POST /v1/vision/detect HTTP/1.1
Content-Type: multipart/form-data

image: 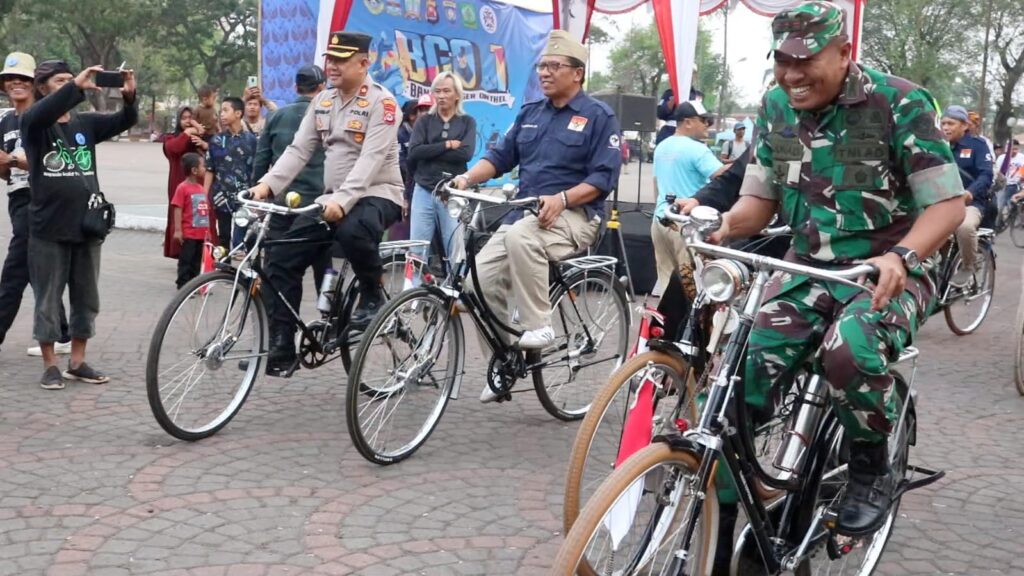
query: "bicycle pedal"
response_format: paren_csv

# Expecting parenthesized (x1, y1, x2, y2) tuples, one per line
(266, 358, 301, 379)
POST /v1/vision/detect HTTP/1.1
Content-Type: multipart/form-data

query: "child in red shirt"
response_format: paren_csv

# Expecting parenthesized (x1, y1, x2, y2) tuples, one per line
(171, 153, 211, 288)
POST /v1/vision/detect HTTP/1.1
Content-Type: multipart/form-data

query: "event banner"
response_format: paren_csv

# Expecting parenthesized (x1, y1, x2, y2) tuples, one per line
(349, 0, 550, 159)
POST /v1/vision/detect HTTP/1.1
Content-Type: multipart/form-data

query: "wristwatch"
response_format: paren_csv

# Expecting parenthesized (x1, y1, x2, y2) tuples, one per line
(887, 246, 920, 270)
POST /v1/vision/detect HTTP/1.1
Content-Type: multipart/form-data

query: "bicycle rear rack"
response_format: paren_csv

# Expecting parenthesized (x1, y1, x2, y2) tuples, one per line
(378, 239, 431, 259)
(560, 255, 618, 272)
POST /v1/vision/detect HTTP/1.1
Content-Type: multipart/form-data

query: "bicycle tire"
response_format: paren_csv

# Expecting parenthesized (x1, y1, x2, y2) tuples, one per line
(563, 350, 695, 534)
(345, 286, 464, 465)
(944, 244, 995, 335)
(146, 270, 266, 441)
(792, 377, 911, 576)
(552, 442, 718, 576)
(1010, 207, 1024, 248)
(338, 256, 414, 373)
(533, 268, 631, 421)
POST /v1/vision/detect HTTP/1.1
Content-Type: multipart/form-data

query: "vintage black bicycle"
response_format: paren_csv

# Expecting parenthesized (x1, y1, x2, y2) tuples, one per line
(553, 206, 943, 576)
(146, 191, 426, 441)
(929, 226, 996, 335)
(344, 182, 632, 465)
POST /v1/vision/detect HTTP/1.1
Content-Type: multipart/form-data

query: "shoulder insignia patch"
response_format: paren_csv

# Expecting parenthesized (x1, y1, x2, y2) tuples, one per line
(382, 98, 397, 125)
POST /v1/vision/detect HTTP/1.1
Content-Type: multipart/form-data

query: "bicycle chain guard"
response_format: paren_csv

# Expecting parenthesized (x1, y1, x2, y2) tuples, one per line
(299, 320, 330, 369)
(485, 352, 518, 401)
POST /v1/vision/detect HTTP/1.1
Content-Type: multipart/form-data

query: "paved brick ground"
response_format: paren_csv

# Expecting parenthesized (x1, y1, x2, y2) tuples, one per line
(0, 144, 1022, 574)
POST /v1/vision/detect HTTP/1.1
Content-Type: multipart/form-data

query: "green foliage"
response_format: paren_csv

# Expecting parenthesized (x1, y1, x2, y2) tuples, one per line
(0, 0, 256, 105)
(599, 20, 729, 105)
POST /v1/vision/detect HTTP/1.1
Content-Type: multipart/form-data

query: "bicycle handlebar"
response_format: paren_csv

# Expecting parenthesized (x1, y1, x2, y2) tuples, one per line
(442, 183, 540, 208)
(662, 209, 876, 293)
(236, 190, 325, 217)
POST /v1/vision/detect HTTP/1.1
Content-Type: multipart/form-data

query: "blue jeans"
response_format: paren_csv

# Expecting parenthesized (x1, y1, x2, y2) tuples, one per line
(410, 183, 462, 267)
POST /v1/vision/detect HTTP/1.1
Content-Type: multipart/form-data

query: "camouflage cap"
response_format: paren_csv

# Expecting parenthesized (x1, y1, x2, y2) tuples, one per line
(770, 1, 847, 59)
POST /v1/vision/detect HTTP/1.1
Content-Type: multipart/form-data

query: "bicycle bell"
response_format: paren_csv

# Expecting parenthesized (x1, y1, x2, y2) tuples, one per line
(689, 205, 722, 232)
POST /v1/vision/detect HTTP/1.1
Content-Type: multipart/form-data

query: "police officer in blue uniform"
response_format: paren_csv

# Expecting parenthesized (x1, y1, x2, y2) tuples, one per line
(452, 30, 622, 401)
(941, 104, 993, 276)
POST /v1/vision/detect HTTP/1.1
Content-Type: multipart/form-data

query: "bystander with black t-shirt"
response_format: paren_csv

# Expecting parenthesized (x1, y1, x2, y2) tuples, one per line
(20, 60, 138, 390)
(0, 51, 70, 357)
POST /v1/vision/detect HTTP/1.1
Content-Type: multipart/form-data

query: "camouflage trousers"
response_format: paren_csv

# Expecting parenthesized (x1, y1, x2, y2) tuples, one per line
(744, 272, 934, 444)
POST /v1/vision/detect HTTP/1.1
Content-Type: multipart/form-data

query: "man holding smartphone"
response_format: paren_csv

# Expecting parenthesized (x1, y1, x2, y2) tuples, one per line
(248, 31, 403, 329)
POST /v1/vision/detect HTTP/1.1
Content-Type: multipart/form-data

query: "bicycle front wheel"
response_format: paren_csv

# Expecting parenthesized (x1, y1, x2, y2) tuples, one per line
(533, 268, 631, 421)
(346, 287, 464, 465)
(553, 442, 717, 576)
(563, 350, 697, 534)
(944, 244, 995, 335)
(146, 270, 266, 441)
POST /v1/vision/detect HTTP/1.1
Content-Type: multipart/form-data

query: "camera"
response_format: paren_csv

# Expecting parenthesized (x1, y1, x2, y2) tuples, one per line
(95, 70, 124, 88)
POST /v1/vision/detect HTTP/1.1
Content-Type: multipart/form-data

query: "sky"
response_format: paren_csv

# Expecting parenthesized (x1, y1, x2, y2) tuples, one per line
(588, 3, 776, 106)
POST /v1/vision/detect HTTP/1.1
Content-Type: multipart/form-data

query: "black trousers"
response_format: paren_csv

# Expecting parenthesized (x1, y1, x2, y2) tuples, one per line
(176, 238, 204, 289)
(0, 190, 68, 346)
(263, 197, 401, 338)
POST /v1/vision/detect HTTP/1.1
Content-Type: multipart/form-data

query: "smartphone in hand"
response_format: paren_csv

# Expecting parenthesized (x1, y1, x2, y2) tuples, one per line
(95, 70, 124, 88)
(246, 75, 258, 89)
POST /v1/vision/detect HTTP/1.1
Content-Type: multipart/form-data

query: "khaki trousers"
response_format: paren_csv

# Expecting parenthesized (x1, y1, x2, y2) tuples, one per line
(470, 209, 600, 340)
(955, 205, 983, 270)
(650, 219, 691, 296)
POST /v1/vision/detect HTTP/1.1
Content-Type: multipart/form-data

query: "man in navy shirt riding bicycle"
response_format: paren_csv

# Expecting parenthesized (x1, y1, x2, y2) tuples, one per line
(451, 30, 622, 402)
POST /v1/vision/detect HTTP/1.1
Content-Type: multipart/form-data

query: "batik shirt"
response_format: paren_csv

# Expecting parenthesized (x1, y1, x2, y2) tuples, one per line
(206, 128, 257, 211)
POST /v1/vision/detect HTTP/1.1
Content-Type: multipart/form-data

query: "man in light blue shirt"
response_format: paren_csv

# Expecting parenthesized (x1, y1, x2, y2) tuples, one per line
(650, 100, 723, 295)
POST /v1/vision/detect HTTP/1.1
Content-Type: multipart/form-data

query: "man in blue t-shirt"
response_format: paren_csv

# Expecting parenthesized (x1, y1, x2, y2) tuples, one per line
(650, 100, 723, 295)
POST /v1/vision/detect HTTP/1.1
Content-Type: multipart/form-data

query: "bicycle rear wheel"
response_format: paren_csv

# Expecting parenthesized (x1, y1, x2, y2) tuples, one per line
(345, 287, 464, 465)
(1011, 208, 1024, 248)
(563, 351, 697, 533)
(793, 377, 911, 576)
(944, 243, 995, 335)
(146, 271, 266, 441)
(552, 442, 717, 576)
(533, 268, 631, 421)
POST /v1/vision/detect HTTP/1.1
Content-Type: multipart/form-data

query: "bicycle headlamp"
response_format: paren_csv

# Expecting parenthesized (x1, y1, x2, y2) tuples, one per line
(233, 208, 253, 228)
(447, 196, 468, 219)
(212, 246, 228, 261)
(700, 259, 748, 303)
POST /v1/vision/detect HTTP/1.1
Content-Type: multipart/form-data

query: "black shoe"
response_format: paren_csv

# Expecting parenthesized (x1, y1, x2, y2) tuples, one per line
(836, 441, 898, 536)
(266, 331, 297, 377)
(350, 289, 385, 328)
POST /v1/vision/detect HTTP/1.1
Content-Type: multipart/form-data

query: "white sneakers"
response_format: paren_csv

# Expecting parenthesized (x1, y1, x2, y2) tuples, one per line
(517, 326, 556, 350)
(28, 341, 72, 357)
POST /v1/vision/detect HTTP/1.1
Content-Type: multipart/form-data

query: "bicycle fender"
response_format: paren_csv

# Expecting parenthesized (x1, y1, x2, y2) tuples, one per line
(651, 433, 704, 459)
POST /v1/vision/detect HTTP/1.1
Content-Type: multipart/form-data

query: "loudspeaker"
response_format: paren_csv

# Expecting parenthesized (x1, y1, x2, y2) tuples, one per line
(592, 90, 658, 133)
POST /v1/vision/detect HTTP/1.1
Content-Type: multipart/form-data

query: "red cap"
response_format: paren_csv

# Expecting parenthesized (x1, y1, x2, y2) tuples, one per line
(416, 94, 433, 108)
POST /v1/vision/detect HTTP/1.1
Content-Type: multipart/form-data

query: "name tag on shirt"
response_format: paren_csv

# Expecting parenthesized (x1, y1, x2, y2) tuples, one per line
(960, 148, 972, 159)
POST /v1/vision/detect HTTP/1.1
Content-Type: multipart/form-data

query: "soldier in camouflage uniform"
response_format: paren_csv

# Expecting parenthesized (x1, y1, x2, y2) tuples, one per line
(710, 1, 966, 538)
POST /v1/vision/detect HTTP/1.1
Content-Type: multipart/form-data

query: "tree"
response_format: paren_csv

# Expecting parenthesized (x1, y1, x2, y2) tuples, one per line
(602, 21, 727, 105)
(12, 0, 158, 110)
(987, 0, 1024, 143)
(861, 0, 983, 106)
(153, 0, 257, 94)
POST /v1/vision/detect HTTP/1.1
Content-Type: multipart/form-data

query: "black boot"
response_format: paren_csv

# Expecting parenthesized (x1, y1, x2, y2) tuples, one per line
(266, 330, 297, 377)
(836, 440, 898, 536)
(350, 287, 385, 328)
